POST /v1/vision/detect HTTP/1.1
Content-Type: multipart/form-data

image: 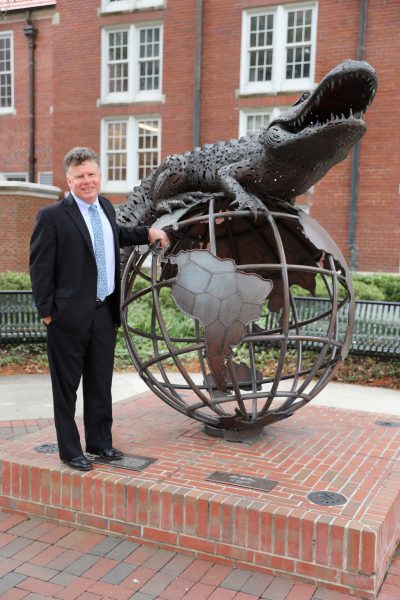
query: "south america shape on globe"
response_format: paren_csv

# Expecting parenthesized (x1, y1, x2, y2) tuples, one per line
(169, 250, 273, 392)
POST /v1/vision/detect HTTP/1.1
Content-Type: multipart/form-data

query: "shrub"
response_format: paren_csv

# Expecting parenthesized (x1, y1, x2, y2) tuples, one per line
(352, 280, 385, 301)
(0, 271, 31, 290)
(369, 274, 400, 302)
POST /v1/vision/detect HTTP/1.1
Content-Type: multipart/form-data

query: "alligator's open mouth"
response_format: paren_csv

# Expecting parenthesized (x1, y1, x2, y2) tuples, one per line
(273, 62, 378, 135)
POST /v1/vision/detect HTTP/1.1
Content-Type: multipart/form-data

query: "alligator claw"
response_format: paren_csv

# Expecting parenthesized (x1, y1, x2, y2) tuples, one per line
(229, 194, 266, 217)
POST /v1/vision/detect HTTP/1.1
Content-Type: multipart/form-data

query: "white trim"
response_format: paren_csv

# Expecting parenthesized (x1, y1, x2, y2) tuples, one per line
(0, 181, 61, 199)
(0, 31, 14, 114)
(101, 0, 164, 13)
(101, 22, 163, 105)
(240, 2, 318, 95)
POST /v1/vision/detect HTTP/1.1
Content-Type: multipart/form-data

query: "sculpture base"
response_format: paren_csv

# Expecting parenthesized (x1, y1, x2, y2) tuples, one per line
(203, 423, 265, 442)
(1, 390, 400, 599)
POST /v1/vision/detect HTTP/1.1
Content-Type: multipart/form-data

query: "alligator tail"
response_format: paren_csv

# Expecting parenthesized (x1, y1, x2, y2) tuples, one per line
(116, 176, 155, 273)
(116, 176, 155, 229)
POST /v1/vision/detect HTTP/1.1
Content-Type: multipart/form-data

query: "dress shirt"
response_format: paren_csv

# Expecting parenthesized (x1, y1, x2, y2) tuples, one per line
(72, 193, 116, 297)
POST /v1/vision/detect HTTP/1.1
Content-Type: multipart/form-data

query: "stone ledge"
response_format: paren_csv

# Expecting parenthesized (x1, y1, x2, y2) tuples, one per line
(0, 181, 61, 200)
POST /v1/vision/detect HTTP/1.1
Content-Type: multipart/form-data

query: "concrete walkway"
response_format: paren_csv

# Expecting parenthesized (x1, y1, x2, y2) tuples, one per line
(0, 370, 399, 420)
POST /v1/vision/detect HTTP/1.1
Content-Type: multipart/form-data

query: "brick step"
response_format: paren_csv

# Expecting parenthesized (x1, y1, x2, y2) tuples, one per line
(1, 391, 400, 598)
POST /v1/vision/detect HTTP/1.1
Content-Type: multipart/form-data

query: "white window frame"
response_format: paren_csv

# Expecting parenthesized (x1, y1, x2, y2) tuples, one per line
(101, 0, 164, 13)
(101, 22, 163, 104)
(3, 172, 28, 181)
(0, 31, 14, 115)
(239, 107, 284, 137)
(100, 115, 161, 193)
(240, 2, 318, 95)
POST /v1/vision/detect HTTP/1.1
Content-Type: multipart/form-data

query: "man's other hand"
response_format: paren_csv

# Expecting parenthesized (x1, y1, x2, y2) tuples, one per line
(148, 228, 170, 249)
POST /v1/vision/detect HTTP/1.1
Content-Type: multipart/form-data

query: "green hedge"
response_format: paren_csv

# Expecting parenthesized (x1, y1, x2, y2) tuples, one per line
(1, 270, 399, 301)
(0, 271, 31, 290)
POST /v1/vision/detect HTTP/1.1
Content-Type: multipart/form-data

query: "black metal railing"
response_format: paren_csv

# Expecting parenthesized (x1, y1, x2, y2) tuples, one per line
(0, 290, 47, 342)
(0, 290, 399, 357)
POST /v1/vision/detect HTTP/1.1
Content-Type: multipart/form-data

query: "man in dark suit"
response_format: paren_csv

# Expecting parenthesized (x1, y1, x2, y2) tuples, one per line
(30, 147, 169, 471)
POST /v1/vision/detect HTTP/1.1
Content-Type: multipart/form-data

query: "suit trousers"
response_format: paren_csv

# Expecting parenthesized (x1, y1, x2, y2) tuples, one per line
(46, 301, 117, 460)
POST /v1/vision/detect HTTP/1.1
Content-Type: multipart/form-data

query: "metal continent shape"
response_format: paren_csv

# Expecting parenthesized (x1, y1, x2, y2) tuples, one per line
(170, 250, 272, 392)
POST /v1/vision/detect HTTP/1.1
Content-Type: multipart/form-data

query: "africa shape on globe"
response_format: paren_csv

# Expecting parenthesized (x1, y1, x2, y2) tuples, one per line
(121, 197, 355, 439)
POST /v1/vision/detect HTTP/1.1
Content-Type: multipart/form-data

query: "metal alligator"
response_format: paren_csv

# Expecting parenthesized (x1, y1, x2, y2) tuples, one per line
(118, 59, 378, 228)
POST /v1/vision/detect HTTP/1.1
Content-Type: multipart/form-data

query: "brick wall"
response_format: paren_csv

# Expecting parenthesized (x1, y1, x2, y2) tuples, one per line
(0, 183, 60, 272)
(0, 7, 54, 179)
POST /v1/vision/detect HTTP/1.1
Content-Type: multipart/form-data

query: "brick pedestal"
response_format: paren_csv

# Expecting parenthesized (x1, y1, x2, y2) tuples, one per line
(1, 392, 400, 598)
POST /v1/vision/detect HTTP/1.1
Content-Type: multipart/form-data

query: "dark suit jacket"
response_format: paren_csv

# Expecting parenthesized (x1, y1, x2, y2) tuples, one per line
(30, 193, 149, 330)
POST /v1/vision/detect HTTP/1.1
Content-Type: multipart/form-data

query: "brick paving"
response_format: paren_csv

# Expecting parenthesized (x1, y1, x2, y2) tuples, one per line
(1, 405, 400, 598)
(0, 510, 399, 599)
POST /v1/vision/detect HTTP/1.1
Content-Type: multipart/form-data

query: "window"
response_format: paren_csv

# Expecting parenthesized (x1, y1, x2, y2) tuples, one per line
(101, 0, 164, 13)
(101, 117, 161, 192)
(3, 172, 28, 182)
(101, 23, 163, 103)
(0, 32, 13, 113)
(38, 172, 53, 186)
(239, 107, 284, 137)
(240, 3, 317, 95)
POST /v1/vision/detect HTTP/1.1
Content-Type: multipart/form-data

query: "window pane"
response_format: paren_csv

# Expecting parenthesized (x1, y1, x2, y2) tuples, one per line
(138, 26, 161, 92)
(0, 35, 12, 108)
(246, 112, 271, 136)
(107, 30, 129, 94)
(137, 119, 160, 180)
(248, 12, 273, 84)
(106, 121, 127, 181)
(285, 8, 314, 80)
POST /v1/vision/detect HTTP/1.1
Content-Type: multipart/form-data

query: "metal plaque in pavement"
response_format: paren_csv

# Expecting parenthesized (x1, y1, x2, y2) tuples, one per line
(206, 471, 278, 492)
(86, 453, 157, 471)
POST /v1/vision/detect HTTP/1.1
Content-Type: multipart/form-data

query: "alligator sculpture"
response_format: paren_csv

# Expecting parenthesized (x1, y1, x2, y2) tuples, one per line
(118, 59, 378, 228)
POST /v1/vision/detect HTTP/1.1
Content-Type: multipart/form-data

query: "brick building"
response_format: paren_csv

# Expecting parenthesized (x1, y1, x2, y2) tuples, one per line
(0, 0, 398, 273)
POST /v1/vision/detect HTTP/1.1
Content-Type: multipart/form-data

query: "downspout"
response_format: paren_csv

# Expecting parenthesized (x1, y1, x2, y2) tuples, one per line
(193, 0, 203, 147)
(24, 13, 37, 183)
(348, 0, 368, 270)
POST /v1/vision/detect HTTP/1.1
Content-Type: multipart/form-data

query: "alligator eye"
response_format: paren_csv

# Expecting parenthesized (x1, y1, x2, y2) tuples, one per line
(293, 91, 311, 106)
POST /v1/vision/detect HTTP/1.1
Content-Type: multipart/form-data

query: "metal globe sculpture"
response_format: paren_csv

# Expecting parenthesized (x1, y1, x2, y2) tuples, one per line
(121, 194, 355, 441)
(118, 60, 377, 440)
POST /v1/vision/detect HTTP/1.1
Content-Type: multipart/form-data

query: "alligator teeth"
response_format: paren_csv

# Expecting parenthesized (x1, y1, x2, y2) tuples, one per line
(315, 94, 321, 107)
(330, 80, 335, 90)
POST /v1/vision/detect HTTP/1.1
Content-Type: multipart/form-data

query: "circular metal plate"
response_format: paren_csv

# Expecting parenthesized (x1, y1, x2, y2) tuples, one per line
(307, 491, 347, 506)
(33, 443, 58, 454)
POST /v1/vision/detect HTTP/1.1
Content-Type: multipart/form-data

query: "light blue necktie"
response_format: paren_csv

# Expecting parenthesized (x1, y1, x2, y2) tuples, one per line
(89, 205, 108, 301)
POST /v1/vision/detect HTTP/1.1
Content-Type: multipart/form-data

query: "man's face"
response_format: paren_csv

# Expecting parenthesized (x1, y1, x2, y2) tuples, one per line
(67, 160, 101, 204)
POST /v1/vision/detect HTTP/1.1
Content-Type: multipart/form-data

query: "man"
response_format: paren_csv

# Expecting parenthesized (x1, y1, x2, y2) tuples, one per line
(30, 147, 169, 471)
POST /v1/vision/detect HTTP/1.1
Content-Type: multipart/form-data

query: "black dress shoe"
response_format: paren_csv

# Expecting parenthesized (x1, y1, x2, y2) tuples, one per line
(62, 455, 93, 471)
(86, 446, 123, 460)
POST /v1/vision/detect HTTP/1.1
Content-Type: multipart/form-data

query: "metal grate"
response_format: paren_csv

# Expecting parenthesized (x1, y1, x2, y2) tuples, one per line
(34, 443, 58, 454)
(375, 420, 400, 428)
(307, 491, 347, 506)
